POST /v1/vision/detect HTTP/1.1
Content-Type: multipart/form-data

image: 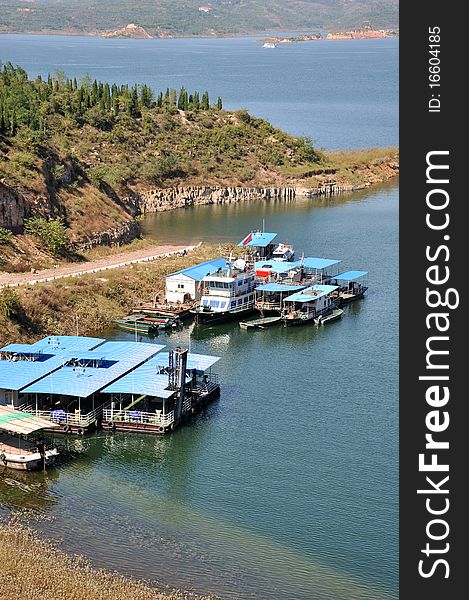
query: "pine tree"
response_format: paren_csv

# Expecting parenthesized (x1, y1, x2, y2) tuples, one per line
(157, 92, 163, 108)
(201, 91, 210, 111)
(193, 91, 200, 110)
(217, 96, 223, 110)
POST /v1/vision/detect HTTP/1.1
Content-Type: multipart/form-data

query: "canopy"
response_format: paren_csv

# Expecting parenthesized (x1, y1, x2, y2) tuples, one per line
(333, 270, 368, 281)
(300, 257, 341, 270)
(284, 284, 339, 303)
(256, 283, 307, 293)
(0, 405, 60, 435)
(238, 232, 277, 247)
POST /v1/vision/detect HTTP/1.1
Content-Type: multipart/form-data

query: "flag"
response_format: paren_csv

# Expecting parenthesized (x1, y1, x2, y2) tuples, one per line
(241, 232, 253, 246)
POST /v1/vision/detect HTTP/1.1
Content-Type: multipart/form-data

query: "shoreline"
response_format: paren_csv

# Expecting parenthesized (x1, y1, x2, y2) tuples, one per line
(0, 520, 215, 600)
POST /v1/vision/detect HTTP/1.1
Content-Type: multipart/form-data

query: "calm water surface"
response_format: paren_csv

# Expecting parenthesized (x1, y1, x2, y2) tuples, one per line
(0, 34, 398, 149)
(1, 181, 398, 599)
(0, 33, 398, 600)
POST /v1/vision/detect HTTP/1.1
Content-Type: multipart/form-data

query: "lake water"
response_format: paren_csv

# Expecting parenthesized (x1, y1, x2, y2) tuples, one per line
(0, 34, 398, 150)
(0, 34, 398, 600)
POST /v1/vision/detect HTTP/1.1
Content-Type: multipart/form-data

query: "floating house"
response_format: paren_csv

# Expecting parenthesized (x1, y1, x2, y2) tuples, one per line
(18, 341, 164, 434)
(100, 349, 220, 433)
(328, 270, 369, 304)
(255, 282, 307, 314)
(164, 258, 227, 304)
(238, 231, 278, 260)
(298, 257, 342, 283)
(282, 284, 339, 326)
(254, 259, 302, 282)
(0, 336, 105, 408)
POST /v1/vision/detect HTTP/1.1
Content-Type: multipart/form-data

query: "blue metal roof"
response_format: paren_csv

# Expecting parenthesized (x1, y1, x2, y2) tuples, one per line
(256, 283, 307, 293)
(255, 261, 300, 274)
(284, 284, 339, 303)
(166, 258, 227, 281)
(21, 342, 164, 398)
(238, 231, 277, 248)
(300, 257, 341, 270)
(149, 352, 220, 372)
(333, 270, 368, 281)
(1, 336, 104, 354)
(101, 352, 220, 398)
(0, 336, 105, 392)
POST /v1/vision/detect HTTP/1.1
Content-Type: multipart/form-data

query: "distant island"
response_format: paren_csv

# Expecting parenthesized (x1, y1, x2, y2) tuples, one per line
(259, 29, 398, 45)
(0, 0, 398, 38)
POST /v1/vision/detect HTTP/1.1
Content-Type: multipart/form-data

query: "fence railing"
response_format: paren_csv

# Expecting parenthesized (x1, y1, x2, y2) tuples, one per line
(102, 409, 175, 427)
(26, 407, 102, 428)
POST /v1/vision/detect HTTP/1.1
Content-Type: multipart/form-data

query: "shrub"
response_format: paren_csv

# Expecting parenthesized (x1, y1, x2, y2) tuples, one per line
(24, 217, 69, 255)
(0, 227, 13, 245)
(0, 288, 21, 319)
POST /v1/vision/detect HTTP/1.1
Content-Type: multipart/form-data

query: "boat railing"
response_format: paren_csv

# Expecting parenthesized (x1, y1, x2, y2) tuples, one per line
(27, 407, 103, 427)
(102, 408, 175, 427)
(255, 300, 282, 311)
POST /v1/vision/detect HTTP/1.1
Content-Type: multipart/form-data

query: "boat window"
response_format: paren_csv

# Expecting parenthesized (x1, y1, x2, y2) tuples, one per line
(177, 284, 184, 289)
(202, 299, 210, 306)
(249, 294, 254, 301)
(210, 300, 220, 308)
(238, 280, 243, 286)
(237, 299, 243, 306)
(231, 301, 237, 308)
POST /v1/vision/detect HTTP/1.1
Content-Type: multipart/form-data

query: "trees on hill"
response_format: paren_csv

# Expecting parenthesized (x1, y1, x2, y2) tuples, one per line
(0, 62, 221, 136)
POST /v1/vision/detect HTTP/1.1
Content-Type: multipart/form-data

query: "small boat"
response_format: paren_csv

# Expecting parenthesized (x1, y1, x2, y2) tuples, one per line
(115, 315, 160, 335)
(271, 243, 295, 262)
(239, 316, 282, 329)
(314, 308, 344, 325)
(262, 42, 277, 48)
(0, 406, 60, 471)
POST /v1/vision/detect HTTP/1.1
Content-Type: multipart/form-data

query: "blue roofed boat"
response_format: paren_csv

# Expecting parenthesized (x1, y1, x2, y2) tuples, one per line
(328, 270, 369, 304)
(281, 284, 340, 326)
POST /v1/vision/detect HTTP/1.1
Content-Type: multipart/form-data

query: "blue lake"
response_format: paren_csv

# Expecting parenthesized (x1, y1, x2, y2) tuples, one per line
(0, 34, 399, 599)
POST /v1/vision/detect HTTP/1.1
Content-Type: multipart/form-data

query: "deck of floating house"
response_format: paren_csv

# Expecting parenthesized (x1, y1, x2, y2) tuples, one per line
(255, 282, 307, 313)
(18, 340, 164, 433)
(0, 336, 105, 408)
(100, 351, 220, 433)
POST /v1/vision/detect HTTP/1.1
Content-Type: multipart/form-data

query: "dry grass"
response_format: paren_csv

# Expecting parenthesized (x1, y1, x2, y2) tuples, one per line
(0, 521, 215, 600)
(0, 244, 222, 345)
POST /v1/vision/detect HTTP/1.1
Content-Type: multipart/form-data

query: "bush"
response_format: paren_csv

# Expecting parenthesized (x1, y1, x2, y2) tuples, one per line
(0, 227, 13, 245)
(0, 288, 21, 319)
(24, 217, 69, 255)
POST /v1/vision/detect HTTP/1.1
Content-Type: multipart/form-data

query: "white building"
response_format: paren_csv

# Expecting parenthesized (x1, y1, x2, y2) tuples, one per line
(165, 258, 227, 304)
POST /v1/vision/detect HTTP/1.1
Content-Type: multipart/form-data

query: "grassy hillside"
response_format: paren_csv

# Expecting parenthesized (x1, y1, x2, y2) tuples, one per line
(1, 1, 399, 36)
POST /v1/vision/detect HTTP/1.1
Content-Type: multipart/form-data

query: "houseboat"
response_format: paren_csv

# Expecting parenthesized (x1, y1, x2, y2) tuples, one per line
(0, 405, 60, 470)
(100, 348, 220, 434)
(115, 314, 181, 335)
(255, 282, 307, 315)
(238, 230, 278, 260)
(191, 258, 256, 324)
(281, 284, 340, 326)
(328, 271, 369, 304)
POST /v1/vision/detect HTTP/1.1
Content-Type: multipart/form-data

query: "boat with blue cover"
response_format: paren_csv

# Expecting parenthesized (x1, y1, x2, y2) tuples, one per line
(281, 284, 340, 327)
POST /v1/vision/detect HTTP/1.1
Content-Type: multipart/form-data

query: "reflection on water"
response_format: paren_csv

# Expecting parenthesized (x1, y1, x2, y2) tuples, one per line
(1, 181, 398, 600)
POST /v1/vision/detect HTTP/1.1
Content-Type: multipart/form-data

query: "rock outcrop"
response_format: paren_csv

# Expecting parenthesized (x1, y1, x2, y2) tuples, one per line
(0, 181, 31, 233)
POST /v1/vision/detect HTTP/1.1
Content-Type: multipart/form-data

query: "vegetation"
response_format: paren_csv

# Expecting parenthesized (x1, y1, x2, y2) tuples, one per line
(0, 245, 221, 344)
(0, 227, 12, 244)
(0, 521, 214, 600)
(24, 217, 69, 255)
(0, 0, 399, 37)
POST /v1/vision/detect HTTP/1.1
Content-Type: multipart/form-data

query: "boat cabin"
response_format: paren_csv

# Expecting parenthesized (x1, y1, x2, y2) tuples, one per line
(299, 257, 342, 285)
(255, 282, 307, 314)
(328, 270, 369, 304)
(164, 258, 227, 304)
(282, 284, 339, 326)
(238, 231, 278, 260)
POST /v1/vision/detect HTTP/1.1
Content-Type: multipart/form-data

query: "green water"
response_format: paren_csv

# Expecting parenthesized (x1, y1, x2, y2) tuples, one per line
(1, 180, 398, 599)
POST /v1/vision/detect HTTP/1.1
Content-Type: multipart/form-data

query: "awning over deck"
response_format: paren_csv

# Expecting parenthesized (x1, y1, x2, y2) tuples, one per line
(239, 232, 277, 247)
(256, 283, 307, 293)
(333, 270, 368, 281)
(0, 405, 60, 435)
(300, 257, 341, 270)
(284, 284, 339, 303)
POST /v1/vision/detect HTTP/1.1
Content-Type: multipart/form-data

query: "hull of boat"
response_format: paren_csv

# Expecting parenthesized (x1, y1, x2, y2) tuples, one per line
(115, 322, 158, 335)
(193, 307, 256, 325)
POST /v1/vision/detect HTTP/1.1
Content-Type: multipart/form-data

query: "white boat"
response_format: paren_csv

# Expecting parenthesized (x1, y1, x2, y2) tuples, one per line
(262, 42, 277, 48)
(314, 308, 344, 325)
(272, 243, 295, 262)
(0, 405, 60, 471)
(191, 258, 256, 324)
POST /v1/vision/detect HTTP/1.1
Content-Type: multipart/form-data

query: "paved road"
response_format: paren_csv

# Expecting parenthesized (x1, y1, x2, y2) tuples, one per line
(0, 243, 199, 289)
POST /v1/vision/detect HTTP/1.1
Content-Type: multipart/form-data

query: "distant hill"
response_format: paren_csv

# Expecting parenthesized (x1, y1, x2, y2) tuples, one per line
(0, 1, 398, 37)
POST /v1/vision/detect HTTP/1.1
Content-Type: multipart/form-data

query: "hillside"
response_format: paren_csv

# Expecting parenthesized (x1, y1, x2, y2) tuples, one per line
(0, 64, 398, 272)
(0, 1, 399, 37)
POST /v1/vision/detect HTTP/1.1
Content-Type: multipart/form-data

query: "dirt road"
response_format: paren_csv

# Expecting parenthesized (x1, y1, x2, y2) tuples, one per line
(0, 243, 199, 289)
